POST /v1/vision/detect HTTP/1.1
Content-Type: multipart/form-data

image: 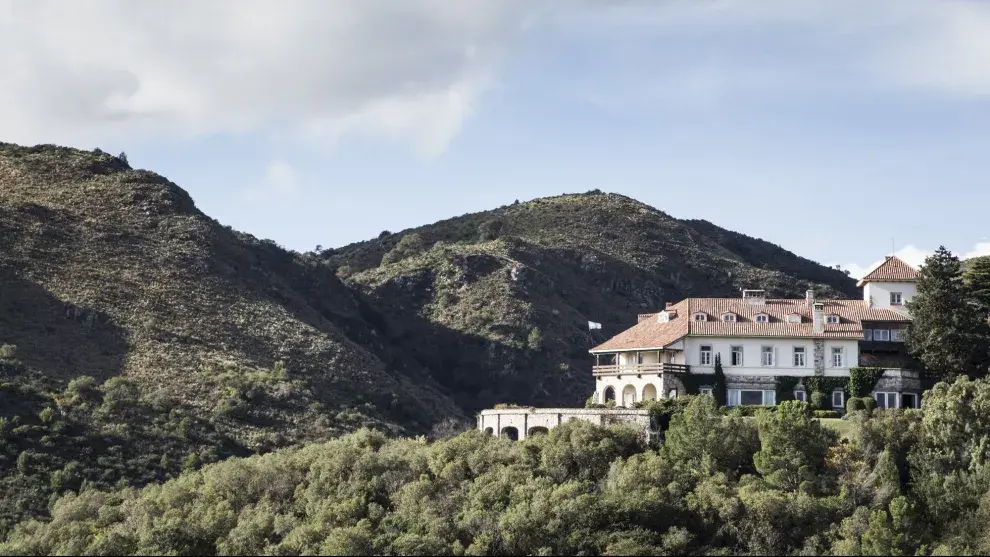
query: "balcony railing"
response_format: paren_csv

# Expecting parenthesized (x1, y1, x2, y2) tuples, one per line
(592, 363, 691, 376)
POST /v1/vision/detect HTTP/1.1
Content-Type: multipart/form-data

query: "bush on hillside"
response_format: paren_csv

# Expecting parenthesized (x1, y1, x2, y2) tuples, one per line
(381, 233, 426, 265)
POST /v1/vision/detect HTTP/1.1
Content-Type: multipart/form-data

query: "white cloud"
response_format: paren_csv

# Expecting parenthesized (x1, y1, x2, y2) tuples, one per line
(243, 161, 300, 203)
(835, 241, 990, 279)
(0, 0, 537, 156)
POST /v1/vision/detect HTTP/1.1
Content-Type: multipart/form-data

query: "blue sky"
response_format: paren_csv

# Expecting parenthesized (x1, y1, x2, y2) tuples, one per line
(3, 0, 990, 278)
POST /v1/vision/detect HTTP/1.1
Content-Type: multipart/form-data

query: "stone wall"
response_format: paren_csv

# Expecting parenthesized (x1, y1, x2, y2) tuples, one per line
(478, 408, 653, 441)
(813, 340, 825, 376)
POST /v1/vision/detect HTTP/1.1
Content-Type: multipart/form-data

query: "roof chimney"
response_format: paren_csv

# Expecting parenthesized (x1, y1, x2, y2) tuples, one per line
(742, 289, 767, 306)
(665, 302, 674, 309)
(806, 290, 815, 308)
(812, 302, 825, 333)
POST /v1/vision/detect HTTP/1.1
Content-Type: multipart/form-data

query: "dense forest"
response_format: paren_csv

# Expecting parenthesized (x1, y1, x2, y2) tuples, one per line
(3, 376, 990, 556)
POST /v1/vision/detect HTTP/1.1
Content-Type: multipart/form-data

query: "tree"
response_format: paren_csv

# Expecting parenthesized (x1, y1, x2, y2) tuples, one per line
(713, 353, 727, 406)
(964, 256, 990, 317)
(906, 246, 990, 378)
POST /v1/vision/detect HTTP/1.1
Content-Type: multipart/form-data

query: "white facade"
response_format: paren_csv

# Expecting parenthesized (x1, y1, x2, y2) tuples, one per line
(682, 337, 860, 378)
(864, 281, 916, 313)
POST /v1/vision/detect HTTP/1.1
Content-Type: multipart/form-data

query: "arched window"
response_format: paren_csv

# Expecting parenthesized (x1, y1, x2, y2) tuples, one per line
(721, 312, 737, 322)
(500, 427, 519, 441)
(667, 389, 678, 399)
(826, 315, 841, 324)
(622, 385, 637, 407)
(604, 386, 616, 403)
(755, 313, 770, 323)
(642, 384, 658, 401)
(528, 427, 549, 437)
(483, 427, 494, 436)
(692, 312, 708, 322)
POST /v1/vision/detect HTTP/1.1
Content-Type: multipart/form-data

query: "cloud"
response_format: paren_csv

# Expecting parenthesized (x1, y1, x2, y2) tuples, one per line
(834, 241, 990, 279)
(0, 0, 537, 156)
(243, 161, 300, 203)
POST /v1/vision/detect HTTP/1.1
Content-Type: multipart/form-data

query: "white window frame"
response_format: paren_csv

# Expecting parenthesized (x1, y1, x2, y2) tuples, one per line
(761, 346, 775, 367)
(826, 315, 840, 324)
(755, 314, 770, 323)
(832, 390, 844, 408)
(793, 346, 806, 367)
(902, 393, 918, 409)
(722, 313, 737, 322)
(794, 390, 806, 402)
(730, 389, 776, 407)
(874, 392, 899, 409)
(730, 346, 743, 367)
(890, 292, 903, 305)
(863, 329, 873, 341)
(693, 313, 708, 322)
(699, 387, 713, 397)
(891, 329, 905, 342)
(874, 329, 890, 341)
(699, 345, 713, 366)
(831, 346, 844, 368)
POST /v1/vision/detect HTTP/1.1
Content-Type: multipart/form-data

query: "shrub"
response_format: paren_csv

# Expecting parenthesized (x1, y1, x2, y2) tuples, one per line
(723, 405, 775, 417)
(811, 392, 829, 410)
(478, 219, 504, 242)
(814, 410, 841, 419)
(847, 398, 866, 414)
(0, 344, 17, 361)
(862, 396, 877, 411)
(381, 233, 426, 265)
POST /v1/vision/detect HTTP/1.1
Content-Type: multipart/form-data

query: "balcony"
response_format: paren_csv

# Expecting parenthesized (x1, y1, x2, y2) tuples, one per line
(592, 363, 691, 377)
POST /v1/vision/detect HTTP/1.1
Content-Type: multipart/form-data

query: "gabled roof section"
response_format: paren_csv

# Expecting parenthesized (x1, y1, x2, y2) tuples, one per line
(591, 297, 912, 352)
(857, 256, 920, 287)
(590, 300, 690, 352)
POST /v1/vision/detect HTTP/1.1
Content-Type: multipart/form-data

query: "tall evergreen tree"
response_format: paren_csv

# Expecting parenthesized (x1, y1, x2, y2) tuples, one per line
(964, 256, 990, 317)
(906, 247, 990, 378)
(713, 353, 727, 406)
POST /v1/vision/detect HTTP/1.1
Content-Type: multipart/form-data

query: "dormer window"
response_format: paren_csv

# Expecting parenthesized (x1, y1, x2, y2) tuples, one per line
(826, 315, 840, 324)
(786, 313, 802, 323)
(721, 312, 737, 323)
(693, 313, 708, 322)
(754, 313, 769, 323)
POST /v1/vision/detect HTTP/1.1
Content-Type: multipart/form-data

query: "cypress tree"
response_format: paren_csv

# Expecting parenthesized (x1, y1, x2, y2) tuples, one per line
(713, 353, 727, 406)
(906, 247, 990, 378)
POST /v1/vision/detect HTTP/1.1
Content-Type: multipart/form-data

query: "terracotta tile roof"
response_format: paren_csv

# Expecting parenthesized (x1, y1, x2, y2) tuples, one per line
(857, 256, 920, 286)
(590, 297, 910, 352)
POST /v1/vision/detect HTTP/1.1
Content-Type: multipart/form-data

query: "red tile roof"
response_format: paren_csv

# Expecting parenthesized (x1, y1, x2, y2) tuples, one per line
(590, 297, 910, 352)
(857, 256, 920, 286)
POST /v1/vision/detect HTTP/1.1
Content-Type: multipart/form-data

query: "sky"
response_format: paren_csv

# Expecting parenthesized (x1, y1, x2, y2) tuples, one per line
(3, 0, 990, 279)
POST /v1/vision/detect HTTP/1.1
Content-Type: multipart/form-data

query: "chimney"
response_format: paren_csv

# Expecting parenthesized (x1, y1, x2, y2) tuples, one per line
(742, 289, 767, 306)
(806, 290, 815, 308)
(813, 302, 825, 333)
(665, 302, 674, 309)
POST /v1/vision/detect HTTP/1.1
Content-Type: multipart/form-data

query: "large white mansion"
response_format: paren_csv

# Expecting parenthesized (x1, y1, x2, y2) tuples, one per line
(590, 255, 920, 410)
(478, 255, 922, 440)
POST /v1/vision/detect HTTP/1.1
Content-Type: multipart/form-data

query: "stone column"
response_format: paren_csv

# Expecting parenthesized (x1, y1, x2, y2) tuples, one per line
(814, 340, 825, 376)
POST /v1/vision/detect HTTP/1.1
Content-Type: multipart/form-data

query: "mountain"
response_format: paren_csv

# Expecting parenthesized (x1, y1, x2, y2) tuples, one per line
(323, 191, 858, 410)
(0, 144, 857, 528)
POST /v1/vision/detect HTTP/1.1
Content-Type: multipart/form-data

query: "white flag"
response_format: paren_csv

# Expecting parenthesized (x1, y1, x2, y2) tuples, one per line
(588, 321, 602, 330)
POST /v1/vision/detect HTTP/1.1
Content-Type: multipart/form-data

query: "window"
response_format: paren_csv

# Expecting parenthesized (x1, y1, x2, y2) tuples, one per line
(891, 329, 905, 342)
(693, 313, 708, 322)
(731, 346, 743, 366)
(874, 329, 890, 341)
(902, 393, 918, 409)
(874, 392, 899, 409)
(832, 390, 844, 408)
(831, 347, 844, 367)
(722, 313, 737, 322)
(700, 345, 713, 366)
(826, 315, 840, 324)
(787, 314, 802, 323)
(890, 292, 903, 305)
(667, 389, 678, 399)
(794, 390, 807, 402)
(863, 329, 874, 341)
(755, 314, 770, 323)
(699, 387, 713, 397)
(728, 389, 775, 406)
(793, 346, 806, 367)
(761, 346, 775, 366)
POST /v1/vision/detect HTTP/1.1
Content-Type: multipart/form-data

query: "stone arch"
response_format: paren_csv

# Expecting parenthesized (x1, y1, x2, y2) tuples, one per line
(500, 426, 519, 441)
(642, 384, 658, 401)
(528, 426, 549, 437)
(604, 386, 616, 403)
(622, 385, 637, 407)
(483, 427, 494, 436)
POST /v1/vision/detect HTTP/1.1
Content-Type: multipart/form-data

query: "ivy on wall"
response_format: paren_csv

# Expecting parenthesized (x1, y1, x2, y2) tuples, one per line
(804, 377, 850, 398)
(849, 367, 886, 397)
(775, 376, 803, 403)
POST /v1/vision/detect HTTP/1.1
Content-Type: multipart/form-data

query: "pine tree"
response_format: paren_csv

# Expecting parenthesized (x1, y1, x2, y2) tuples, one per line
(906, 247, 990, 378)
(964, 256, 990, 317)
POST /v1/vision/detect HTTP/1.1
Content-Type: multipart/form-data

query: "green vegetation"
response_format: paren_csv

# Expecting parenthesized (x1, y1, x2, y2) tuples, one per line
(907, 247, 990, 378)
(5, 380, 990, 555)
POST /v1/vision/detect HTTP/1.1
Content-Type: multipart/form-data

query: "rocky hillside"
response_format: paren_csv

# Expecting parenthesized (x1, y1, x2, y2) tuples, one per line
(323, 192, 858, 410)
